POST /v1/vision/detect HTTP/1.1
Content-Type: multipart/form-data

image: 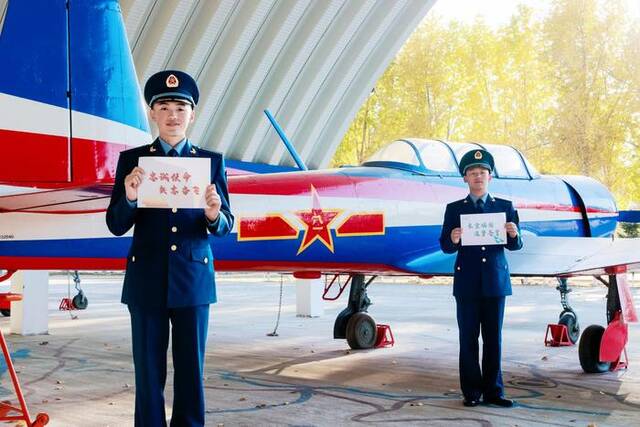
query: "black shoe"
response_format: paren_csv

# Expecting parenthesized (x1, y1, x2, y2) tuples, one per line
(463, 398, 480, 407)
(483, 396, 514, 407)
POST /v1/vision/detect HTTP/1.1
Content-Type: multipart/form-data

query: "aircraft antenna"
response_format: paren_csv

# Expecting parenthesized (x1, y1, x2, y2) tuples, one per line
(264, 109, 308, 171)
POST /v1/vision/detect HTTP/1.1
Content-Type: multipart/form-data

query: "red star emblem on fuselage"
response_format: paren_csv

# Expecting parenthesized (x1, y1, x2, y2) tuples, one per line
(295, 185, 340, 255)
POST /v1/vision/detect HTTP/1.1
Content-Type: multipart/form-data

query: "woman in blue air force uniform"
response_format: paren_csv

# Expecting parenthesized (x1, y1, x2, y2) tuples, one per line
(106, 70, 233, 426)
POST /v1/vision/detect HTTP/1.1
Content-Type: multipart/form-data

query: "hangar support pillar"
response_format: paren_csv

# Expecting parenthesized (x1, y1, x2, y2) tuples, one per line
(296, 278, 324, 317)
(9, 270, 49, 335)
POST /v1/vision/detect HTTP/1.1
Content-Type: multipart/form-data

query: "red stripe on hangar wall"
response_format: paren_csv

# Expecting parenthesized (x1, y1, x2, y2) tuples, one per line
(238, 215, 299, 241)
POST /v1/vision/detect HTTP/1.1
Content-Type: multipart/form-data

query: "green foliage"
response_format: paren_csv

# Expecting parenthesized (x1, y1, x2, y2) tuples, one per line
(333, 0, 640, 208)
(617, 222, 640, 238)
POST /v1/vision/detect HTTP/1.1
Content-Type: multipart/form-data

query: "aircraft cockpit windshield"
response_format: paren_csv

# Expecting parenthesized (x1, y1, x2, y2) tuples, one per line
(480, 142, 540, 179)
(363, 140, 422, 168)
(361, 139, 540, 179)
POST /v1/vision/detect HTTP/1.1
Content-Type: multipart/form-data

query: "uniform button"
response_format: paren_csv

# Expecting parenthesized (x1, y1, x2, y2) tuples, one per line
(456, 266, 460, 271)
(204, 257, 208, 264)
(171, 245, 177, 251)
(172, 208, 177, 213)
(131, 256, 136, 262)
(481, 246, 486, 251)
(171, 226, 177, 233)
(482, 258, 486, 263)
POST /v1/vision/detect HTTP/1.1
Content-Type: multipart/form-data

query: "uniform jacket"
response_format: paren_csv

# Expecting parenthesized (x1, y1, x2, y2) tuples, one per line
(106, 138, 234, 308)
(439, 194, 522, 298)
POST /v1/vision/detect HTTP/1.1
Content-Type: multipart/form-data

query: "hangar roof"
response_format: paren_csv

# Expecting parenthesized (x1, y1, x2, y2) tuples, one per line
(120, 0, 435, 169)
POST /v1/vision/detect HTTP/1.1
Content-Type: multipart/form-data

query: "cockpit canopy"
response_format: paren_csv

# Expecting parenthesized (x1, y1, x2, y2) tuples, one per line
(362, 139, 540, 179)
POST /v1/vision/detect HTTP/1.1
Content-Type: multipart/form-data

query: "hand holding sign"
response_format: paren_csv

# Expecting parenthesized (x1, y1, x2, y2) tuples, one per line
(124, 166, 146, 202)
(451, 227, 462, 245)
(204, 184, 221, 222)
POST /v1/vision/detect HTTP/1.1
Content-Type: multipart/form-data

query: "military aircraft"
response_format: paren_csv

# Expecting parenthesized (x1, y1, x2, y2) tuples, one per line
(1, 0, 639, 374)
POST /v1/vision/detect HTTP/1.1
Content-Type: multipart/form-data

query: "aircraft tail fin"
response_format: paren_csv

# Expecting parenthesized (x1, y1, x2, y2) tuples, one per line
(0, 0, 149, 186)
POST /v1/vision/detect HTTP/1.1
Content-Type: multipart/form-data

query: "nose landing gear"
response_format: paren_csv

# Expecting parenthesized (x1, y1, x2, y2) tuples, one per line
(59, 271, 88, 311)
(333, 274, 382, 350)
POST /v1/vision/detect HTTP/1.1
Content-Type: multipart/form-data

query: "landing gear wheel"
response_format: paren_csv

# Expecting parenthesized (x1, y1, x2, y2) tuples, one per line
(346, 312, 377, 349)
(0, 309, 10, 317)
(579, 325, 611, 373)
(72, 291, 88, 310)
(558, 310, 580, 344)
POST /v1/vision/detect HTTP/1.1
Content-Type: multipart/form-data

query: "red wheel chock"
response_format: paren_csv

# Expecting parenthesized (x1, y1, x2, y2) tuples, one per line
(600, 311, 629, 371)
(374, 324, 395, 348)
(0, 294, 49, 426)
(544, 324, 573, 346)
(609, 348, 629, 371)
(58, 298, 75, 311)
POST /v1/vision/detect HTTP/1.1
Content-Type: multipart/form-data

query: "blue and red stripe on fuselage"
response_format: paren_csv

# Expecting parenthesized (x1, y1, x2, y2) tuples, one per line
(0, 166, 619, 275)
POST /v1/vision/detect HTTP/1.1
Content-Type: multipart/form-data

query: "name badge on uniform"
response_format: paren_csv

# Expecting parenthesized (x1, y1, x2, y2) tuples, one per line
(460, 212, 506, 246)
(137, 157, 211, 209)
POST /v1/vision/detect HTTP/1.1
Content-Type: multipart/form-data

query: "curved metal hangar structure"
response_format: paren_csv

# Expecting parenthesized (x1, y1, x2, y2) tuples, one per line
(118, 0, 436, 169)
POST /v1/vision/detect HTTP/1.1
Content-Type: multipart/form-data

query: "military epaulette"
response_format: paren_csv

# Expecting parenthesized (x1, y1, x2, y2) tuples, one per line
(190, 145, 212, 155)
(192, 145, 223, 158)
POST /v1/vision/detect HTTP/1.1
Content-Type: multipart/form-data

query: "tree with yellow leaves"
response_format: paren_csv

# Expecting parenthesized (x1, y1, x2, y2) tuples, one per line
(334, 0, 640, 207)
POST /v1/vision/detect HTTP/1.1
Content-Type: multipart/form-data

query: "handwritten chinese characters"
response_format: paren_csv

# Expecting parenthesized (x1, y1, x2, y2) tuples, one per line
(148, 171, 201, 197)
(460, 212, 507, 246)
(137, 157, 211, 209)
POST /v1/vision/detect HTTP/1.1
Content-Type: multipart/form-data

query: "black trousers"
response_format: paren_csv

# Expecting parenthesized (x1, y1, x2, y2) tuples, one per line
(129, 304, 209, 427)
(455, 296, 506, 400)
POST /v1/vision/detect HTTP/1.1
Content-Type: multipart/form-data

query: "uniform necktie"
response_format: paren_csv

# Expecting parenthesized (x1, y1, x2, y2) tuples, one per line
(168, 148, 179, 157)
(476, 198, 484, 213)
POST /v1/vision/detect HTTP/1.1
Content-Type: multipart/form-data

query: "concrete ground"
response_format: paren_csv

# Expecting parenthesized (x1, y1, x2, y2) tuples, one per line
(0, 273, 638, 426)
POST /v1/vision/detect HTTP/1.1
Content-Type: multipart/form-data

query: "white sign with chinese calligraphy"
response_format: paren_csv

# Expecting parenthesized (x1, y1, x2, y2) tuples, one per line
(137, 157, 211, 209)
(460, 212, 507, 246)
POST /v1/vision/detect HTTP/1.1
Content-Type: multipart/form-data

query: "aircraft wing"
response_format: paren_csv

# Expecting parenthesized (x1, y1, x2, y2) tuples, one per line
(506, 236, 640, 276)
(0, 185, 112, 213)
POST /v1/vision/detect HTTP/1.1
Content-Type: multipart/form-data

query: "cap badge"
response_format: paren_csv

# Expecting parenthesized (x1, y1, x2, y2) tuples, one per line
(166, 74, 179, 88)
(474, 151, 482, 160)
